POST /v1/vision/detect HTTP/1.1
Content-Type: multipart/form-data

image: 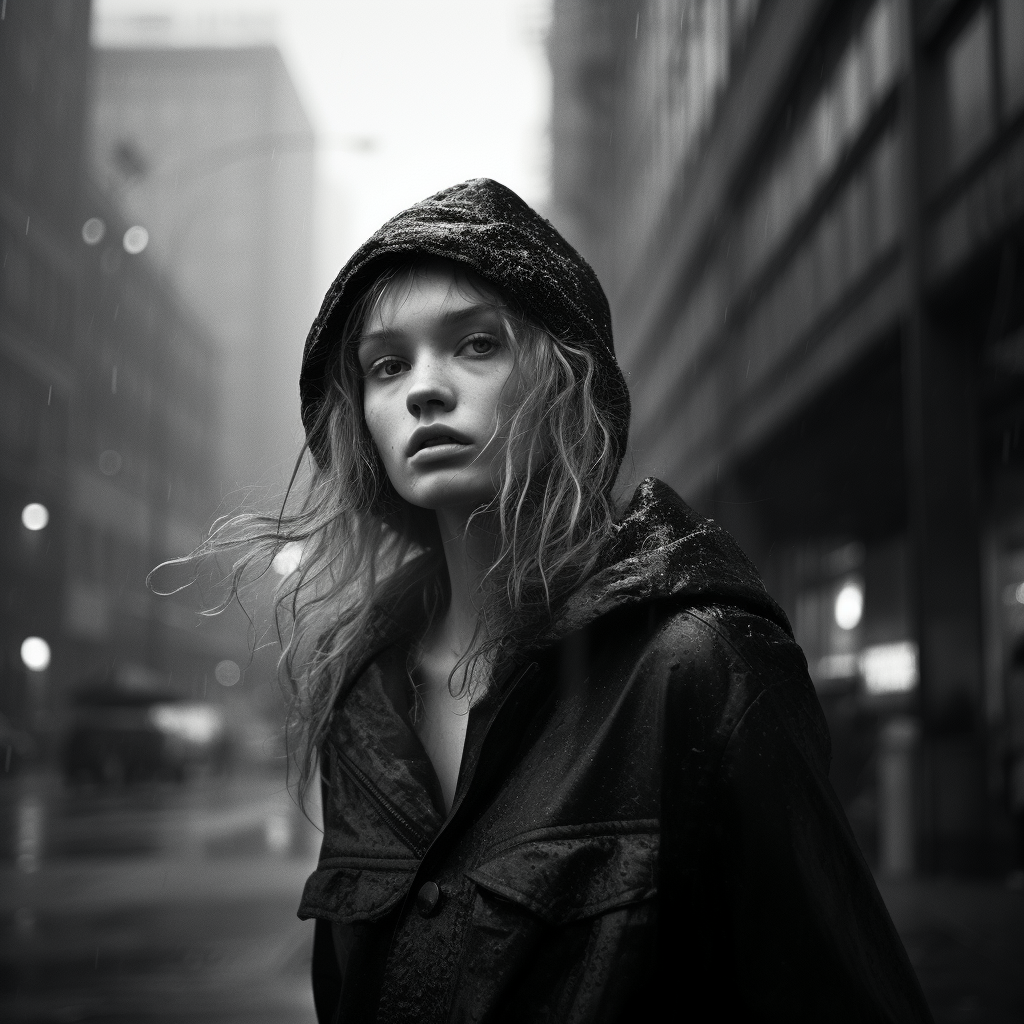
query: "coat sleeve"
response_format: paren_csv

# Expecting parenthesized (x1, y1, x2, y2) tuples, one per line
(658, 609, 933, 1023)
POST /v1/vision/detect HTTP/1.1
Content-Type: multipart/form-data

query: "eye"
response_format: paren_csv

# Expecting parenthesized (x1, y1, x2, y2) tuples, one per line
(368, 357, 408, 379)
(462, 334, 498, 356)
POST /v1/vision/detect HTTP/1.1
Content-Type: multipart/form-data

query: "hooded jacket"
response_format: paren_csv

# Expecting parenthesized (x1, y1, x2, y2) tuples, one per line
(299, 479, 933, 1024)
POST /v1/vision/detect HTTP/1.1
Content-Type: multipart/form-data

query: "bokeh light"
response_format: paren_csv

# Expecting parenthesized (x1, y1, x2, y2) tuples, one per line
(272, 541, 303, 576)
(860, 642, 919, 695)
(834, 582, 864, 630)
(81, 217, 106, 244)
(215, 659, 241, 687)
(21, 502, 49, 531)
(123, 225, 149, 254)
(20, 637, 51, 672)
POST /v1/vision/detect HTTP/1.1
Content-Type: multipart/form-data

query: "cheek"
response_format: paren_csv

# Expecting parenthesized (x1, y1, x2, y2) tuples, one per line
(363, 394, 399, 456)
(475, 364, 519, 426)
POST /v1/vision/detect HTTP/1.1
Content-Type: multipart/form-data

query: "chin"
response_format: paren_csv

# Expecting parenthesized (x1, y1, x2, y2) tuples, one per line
(400, 472, 499, 514)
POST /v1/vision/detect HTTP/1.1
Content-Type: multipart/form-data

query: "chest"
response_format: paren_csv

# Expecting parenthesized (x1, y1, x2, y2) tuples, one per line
(411, 678, 470, 814)
(302, 623, 675, 1020)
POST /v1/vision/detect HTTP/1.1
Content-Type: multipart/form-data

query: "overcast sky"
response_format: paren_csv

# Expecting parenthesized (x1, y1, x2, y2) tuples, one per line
(94, 0, 553, 297)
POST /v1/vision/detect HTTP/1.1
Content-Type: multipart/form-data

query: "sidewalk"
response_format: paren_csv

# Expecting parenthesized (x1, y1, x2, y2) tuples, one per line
(0, 855, 318, 1024)
(878, 876, 1024, 1024)
(2, 818, 1020, 1022)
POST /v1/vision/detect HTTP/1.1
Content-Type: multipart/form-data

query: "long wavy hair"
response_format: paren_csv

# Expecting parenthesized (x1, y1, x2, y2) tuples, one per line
(174, 259, 622, 807)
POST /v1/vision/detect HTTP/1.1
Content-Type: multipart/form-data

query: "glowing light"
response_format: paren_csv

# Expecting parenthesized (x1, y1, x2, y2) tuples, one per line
(272, 542, 303, 576)
(1016, 582, 1024, 605)
(215, 660, 240, 687)
(123, 225, 149, 254)
(20, 637, 51, 672)
(21, 503, 49, 531)
(834, 582, 863, 630)
(98, 450, 122, 476)
(860, 642, 918, 695)
(82, 218, 106, 245)
(149, 703, 224, 744)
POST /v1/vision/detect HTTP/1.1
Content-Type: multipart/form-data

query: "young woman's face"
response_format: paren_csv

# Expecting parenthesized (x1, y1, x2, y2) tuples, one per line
(357, 263, 521, 515)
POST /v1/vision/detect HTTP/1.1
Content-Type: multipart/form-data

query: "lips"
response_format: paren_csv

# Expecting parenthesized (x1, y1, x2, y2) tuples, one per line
(407, 427, 473, 457)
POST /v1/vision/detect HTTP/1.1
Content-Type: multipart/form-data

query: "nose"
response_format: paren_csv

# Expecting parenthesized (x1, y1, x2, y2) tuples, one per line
(406, 360, 454, 417)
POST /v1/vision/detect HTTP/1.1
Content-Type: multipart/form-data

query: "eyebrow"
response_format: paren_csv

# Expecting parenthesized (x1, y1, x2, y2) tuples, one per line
(357, 302, 500, 347)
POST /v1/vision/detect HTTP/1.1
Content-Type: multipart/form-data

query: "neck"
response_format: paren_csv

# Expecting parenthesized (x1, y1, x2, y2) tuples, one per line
(433, 506, 500, 661)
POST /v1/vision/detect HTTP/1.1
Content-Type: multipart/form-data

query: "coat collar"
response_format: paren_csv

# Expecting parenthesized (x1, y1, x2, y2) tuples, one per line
(539, 477, 792, 643)
(325, 478, 789, 844)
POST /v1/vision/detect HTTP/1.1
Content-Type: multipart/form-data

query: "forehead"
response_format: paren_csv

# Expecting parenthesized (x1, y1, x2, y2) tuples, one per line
(362, 261, 502, 333)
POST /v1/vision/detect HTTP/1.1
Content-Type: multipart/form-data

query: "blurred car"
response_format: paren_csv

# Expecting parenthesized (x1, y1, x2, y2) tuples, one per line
(62, 677, 230, 787)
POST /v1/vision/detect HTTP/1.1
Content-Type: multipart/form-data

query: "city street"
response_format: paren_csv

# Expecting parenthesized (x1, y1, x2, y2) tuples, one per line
(0, 773, 320, 1024)
(1, 770, 1022, 1022)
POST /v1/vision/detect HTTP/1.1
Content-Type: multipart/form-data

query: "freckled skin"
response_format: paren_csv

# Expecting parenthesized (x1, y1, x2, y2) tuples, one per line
(357, 267, 521, 518)
(357, 265, 525, 812)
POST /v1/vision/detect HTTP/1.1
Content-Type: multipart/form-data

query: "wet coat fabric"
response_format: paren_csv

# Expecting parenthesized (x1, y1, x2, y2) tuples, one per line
(298, 478, 933, 1024)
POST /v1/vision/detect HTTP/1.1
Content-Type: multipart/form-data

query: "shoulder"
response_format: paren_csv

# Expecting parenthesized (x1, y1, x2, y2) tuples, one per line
(617, 599, 827, 766)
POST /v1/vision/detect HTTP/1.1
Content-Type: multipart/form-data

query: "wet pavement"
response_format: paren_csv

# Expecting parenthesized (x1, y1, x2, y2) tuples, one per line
(0, 772, 319, 1024)
(879, 875, 1024, 1024)
(0, 771, 1021, 1023)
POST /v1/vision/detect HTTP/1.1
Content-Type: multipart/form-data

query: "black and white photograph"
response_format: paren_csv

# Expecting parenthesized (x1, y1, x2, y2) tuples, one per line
(1, 0, 1023, 1021)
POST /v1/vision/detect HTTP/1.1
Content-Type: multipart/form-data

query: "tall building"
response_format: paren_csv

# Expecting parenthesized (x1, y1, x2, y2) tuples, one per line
(66, 184, 226, 698)
(551, 0, 1024, 873)
(1, 1, 233, 752)
(0, 0, 91, 741)
(88, 42, 317, 496)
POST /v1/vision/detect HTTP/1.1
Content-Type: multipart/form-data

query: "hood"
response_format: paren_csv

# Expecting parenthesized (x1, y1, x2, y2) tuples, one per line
(299, 178, 630, 474)
(356, 479, 791, 676)
(547, 478, 792, 641)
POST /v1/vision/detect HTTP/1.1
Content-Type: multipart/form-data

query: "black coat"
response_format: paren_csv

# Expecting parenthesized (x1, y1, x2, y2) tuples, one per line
(299, 479, 933, 1023)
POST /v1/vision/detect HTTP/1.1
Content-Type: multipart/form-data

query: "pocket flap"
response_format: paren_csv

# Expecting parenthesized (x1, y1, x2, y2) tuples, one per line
(465, 824, 658, 924)
(298, 855, 419, 924)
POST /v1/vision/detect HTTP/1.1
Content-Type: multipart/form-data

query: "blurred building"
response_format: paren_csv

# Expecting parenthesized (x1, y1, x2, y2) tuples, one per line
(0, 0, 90, 748)
(551, 0, 1024, 873)
(66, 185, 225, 700)
(88, 39, 316, 496)
(1, 0, 233, 754)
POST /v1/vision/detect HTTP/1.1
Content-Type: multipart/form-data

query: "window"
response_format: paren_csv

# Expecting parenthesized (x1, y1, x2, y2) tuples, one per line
(736, 0, 899, 290)
(998, 0, 1024, 114)
(946, 6, 996, 170)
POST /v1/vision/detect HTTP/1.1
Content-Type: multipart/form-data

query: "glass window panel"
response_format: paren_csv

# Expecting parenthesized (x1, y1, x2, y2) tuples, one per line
(847, 171, 871, 278)
(873, 131, 900, 250)
(838, 42, 868, 147)
(946, 6, 996, 171)
(999, 0, 1024, 114)
(812, 90, 839, 183)
(865, 0, 898, 100)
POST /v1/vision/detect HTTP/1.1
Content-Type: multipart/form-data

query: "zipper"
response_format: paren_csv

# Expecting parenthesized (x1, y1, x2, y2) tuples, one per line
(333, 745, 431, 858)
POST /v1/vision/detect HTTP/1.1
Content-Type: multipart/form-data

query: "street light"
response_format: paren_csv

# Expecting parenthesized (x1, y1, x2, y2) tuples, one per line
(82, 217, 106, 245)
(834, 581, 864, 630)
(20, 637, 51, 672)
(21, 503, 49, 531)
(123, 225, 149, 254)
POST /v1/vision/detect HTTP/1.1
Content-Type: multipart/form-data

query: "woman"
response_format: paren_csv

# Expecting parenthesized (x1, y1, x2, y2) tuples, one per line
(224, 179, 931, 1021)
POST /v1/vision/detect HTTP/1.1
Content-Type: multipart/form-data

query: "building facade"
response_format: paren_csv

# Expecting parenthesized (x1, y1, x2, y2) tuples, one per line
(88, 43, 316, 496)
(1, 1, 231, 754)
(551, 0, 1024, 873)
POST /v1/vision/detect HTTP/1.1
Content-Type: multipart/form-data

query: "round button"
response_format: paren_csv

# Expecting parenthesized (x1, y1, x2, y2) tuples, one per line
(416, 881, 442, 917)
